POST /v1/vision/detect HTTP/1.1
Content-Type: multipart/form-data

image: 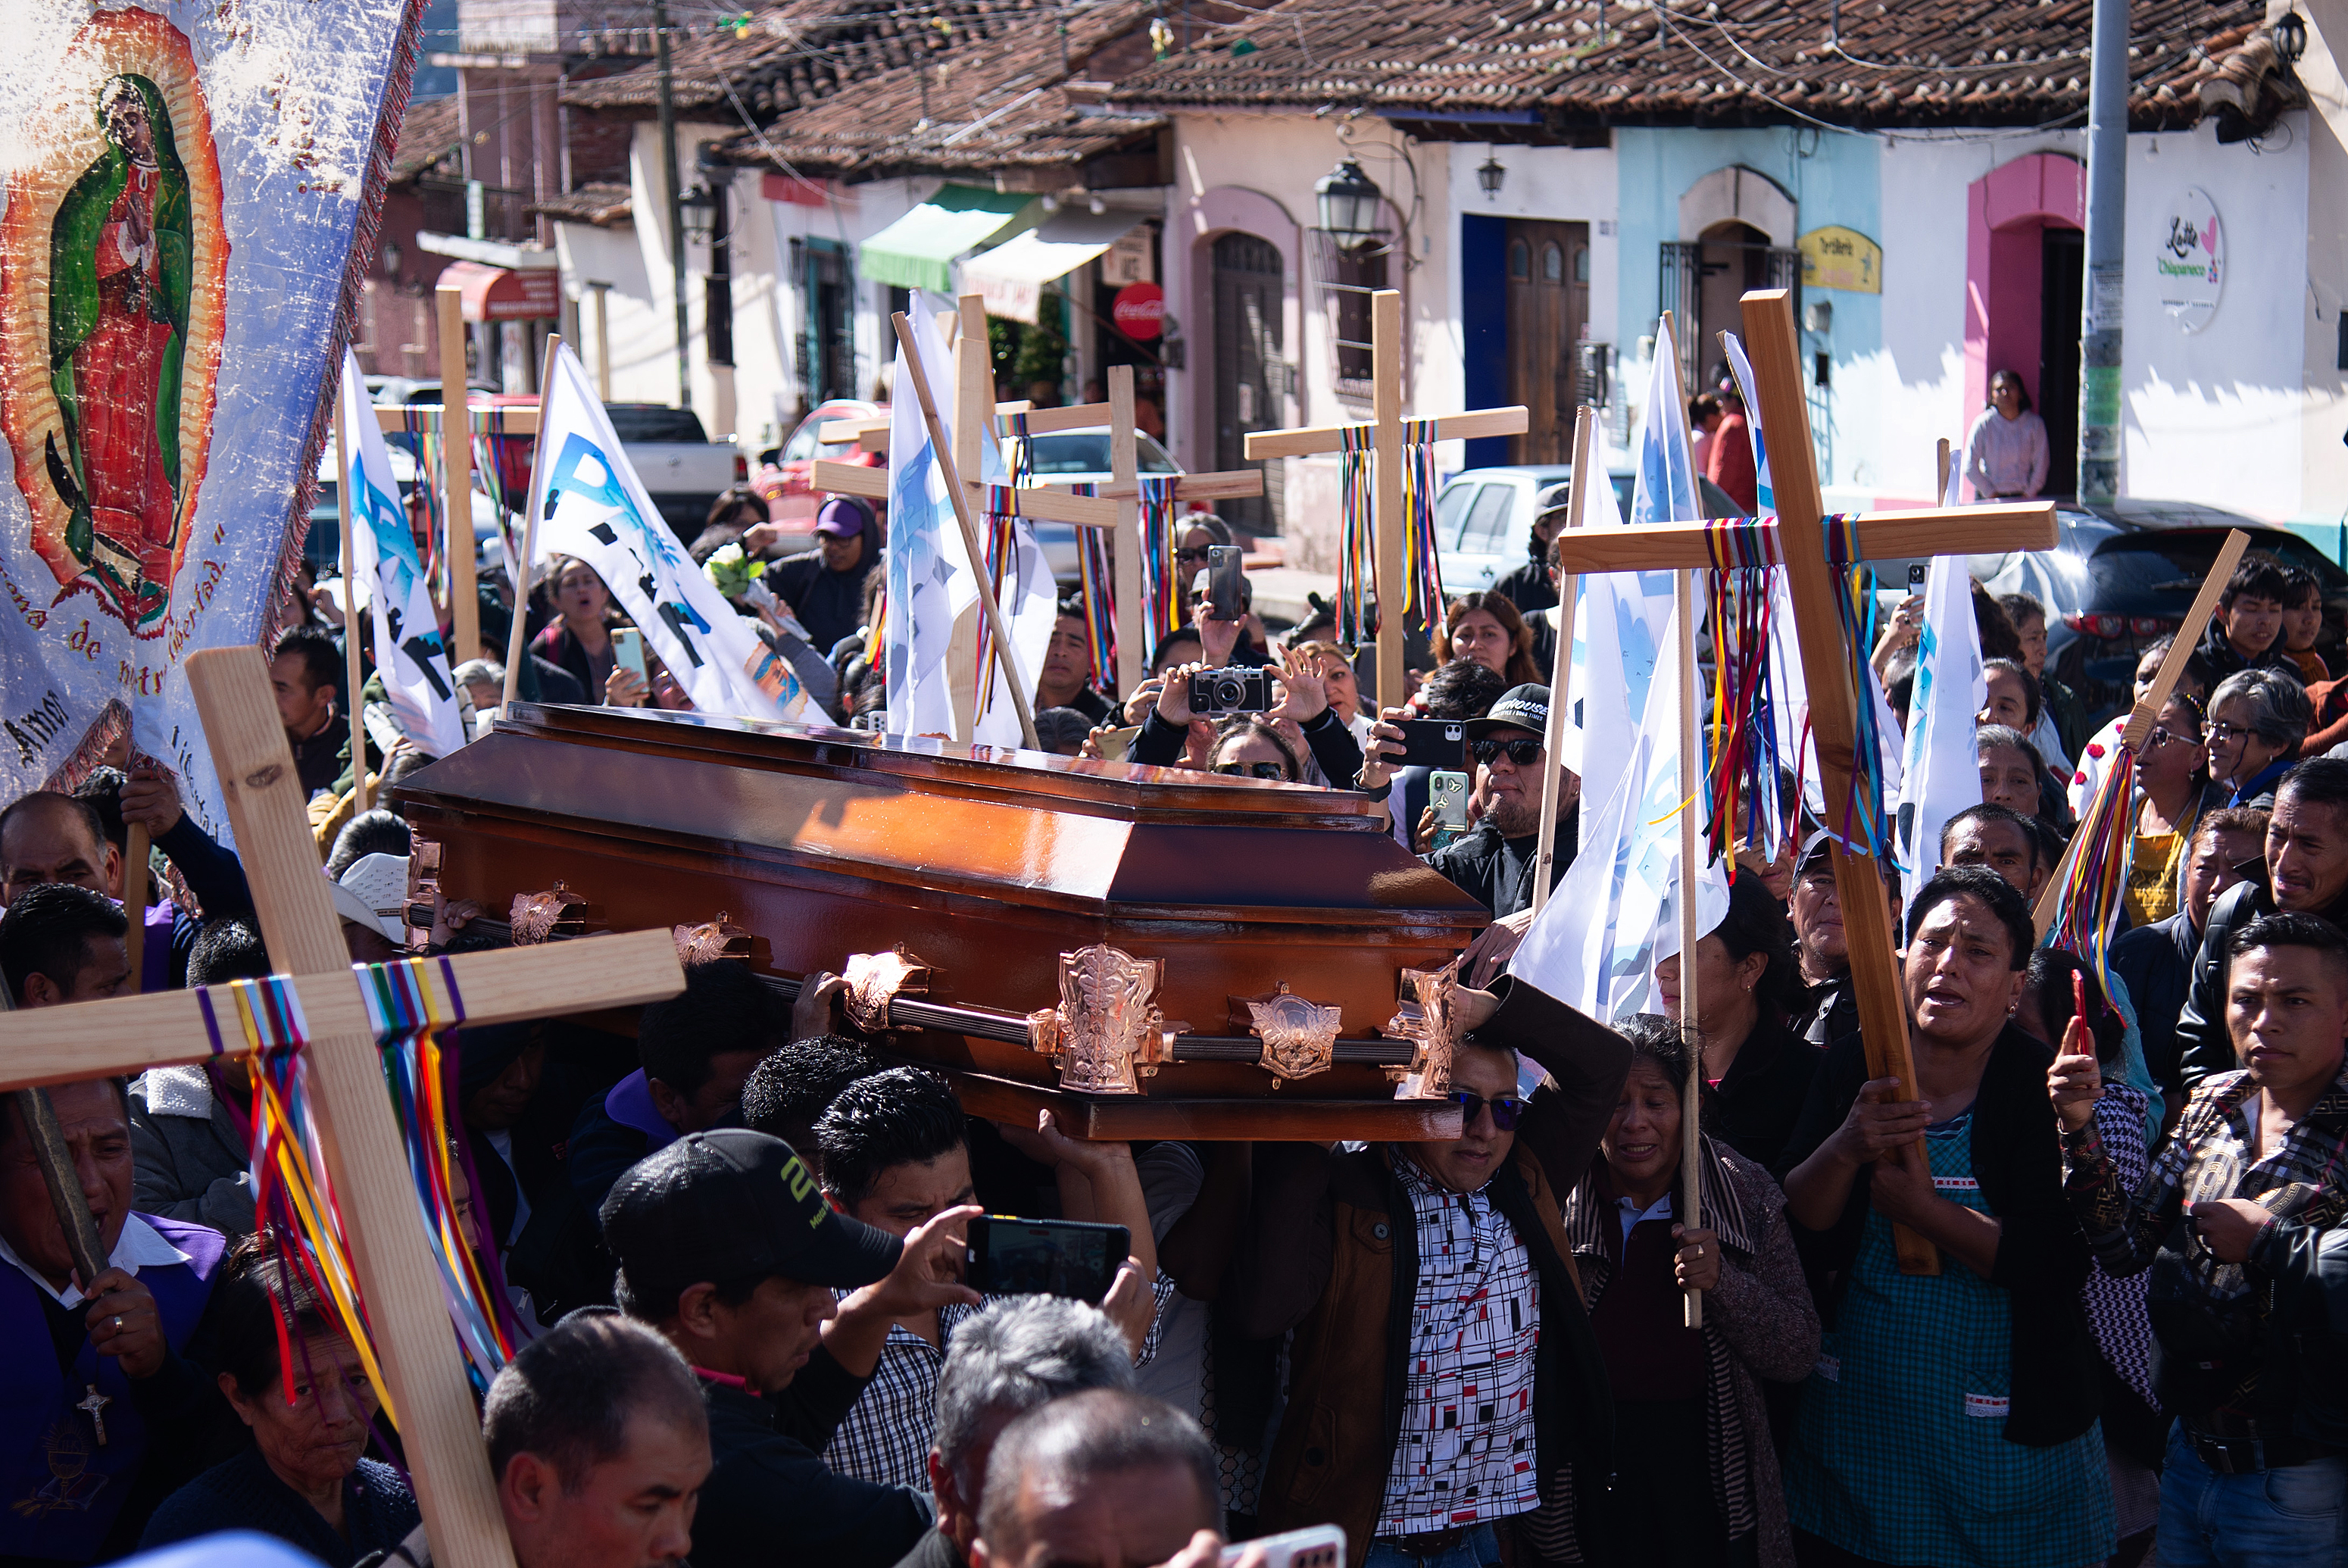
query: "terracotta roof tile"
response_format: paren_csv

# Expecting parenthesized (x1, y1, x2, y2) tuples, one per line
(390, 93, 462, 184)
(529, 182, 635, 226)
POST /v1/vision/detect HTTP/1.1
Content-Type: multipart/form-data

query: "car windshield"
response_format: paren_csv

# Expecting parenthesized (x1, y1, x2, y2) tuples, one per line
(2088, 529, 2348, 606)
(603, 405, 710, 443)
(1026, 432, 1179, 475)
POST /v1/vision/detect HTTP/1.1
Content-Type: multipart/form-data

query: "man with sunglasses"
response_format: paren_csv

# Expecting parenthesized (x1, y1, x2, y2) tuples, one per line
(1360, 684, 1576, 917)
(1225, 972, 1629, 1566)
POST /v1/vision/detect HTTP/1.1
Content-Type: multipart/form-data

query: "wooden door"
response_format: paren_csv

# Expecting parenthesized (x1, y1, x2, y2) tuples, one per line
(1213, 233, 1285, 533)
(1505, 220, 1589, 464)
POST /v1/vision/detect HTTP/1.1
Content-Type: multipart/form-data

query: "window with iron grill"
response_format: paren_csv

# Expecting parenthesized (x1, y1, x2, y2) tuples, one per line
(1309, 231, 1393, 392)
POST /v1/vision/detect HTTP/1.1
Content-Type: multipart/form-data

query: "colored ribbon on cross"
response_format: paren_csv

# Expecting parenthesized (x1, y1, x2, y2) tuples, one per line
(1700, 517, 1790, 871)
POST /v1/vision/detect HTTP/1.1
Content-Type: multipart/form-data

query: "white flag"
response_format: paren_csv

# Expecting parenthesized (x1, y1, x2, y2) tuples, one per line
(1719, 332, 1775, 515)
(1562, 392, 1676, 813)
(1515, 596, 1731, 1020)
(529, 343, 810, 721)
(339, 351, 466, 757)
(1896, 556, 1987, 896)
(884, 301, 977, 740)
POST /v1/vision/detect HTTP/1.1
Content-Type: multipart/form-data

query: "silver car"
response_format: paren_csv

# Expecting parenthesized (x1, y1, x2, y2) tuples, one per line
(1023, 429, 1182, 584)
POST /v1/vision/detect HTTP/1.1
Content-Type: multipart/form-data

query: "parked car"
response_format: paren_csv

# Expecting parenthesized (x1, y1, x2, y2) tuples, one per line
(305, 442, 507, 580)
(1967, 499, 2348, 715)
(1435, 463, 1741, 595)
(602, 403, 747, 538)
(1023, 428, 1182, 583)
(754, 398, 884, 548)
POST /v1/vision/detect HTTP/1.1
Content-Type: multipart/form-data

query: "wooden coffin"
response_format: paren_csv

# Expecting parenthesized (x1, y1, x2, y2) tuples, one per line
(395, 704, 1491, 1141)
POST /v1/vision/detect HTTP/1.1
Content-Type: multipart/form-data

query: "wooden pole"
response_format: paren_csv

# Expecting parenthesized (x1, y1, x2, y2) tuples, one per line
(1372, 291, 1406, 712)
(1740, 289, 1937, 1275)
(335, 390, 370, 816)
(502, 335, 564, 711)
(2035, 528, 2250, 934)
(1532, 408, 1593, 919)
(891, 312, 1041, 751)
(121, 823, 148, 985)
(185, 649, 518, 1568)
(592, 283, 613, 402)
(1935, 437, 1953, 505)
(948, 298, 990, 738)
(436, 286, 480, 667)
(1675, 568, 1706, 1329)
(1107, 365, 1146, 697)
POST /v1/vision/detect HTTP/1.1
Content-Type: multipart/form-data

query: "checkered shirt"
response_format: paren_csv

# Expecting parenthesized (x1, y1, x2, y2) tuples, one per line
(1375, 1155, 1542, 1538)
(824, 1277, 1178, 1489)
(2062, 1065, 2348, 1414)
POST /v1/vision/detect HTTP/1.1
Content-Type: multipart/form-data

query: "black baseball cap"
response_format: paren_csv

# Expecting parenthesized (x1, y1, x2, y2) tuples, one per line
(600, 1129, 902, 1297)
(1466, 683, 1550, 741)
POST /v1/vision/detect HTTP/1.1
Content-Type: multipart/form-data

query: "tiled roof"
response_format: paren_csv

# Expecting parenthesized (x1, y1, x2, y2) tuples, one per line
(1104, 0, 2293, 135)
(567, 0, 1166, 177)
(390, 94, 462, 184)
(529, 182, 635, 226)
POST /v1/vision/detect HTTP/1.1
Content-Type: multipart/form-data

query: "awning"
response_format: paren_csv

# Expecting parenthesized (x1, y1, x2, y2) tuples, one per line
(856, 186, 1038, 294)
(960, 210, 1141, 324)
(438, 259, 560, 322)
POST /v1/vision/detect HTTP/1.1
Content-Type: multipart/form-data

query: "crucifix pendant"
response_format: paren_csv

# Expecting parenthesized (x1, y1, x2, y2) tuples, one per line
(76, 1384, 108, 1447)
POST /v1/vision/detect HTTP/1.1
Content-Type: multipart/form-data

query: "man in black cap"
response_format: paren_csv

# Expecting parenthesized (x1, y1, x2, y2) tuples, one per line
(773, 496, 881, 654)
(1358, 682, 1576, 917)
(1491, 480, 1570, 620)
(601, 1128, 979, 1568)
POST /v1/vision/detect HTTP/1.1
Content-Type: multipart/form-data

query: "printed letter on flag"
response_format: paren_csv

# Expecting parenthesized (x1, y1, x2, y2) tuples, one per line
(339, 351, 466, 757)
(528, 342, 810, 722)
(0, 2, 424, 832)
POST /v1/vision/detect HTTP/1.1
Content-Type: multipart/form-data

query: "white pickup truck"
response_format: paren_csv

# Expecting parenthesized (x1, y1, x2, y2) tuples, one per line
(601, 404, 747, 539)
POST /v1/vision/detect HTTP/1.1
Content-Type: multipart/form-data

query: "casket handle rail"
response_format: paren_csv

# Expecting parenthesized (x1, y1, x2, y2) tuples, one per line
(1026, 944, 1180, 1095)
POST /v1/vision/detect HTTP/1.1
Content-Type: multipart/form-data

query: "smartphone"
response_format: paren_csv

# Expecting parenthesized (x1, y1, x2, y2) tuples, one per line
(1094, 724, 1141, 762)
(1906, 563, 1928, 591)
(1431, 770, 1471, 831)
(1203, 545, 1246, 620)
(612, 626, 648, 681)
(1392, 717, 1467, 771)
(1222, 1526, 1345, 1568)
(963, 1215, 1129, 1304)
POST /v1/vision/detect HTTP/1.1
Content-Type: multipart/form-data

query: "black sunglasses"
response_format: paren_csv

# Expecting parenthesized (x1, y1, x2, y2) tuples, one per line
(1468, 737, 1542, 767)
(1451, 1090, 1526, 1130)
(1212, 761, 1288, 780)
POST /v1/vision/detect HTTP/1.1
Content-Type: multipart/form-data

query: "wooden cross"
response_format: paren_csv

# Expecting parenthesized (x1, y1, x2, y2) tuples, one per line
(369, 392, 541, 673)
(1544, 291, 2060, 1275)
(0, 646, 685, 1567)
(1242, 289, 1528, 708)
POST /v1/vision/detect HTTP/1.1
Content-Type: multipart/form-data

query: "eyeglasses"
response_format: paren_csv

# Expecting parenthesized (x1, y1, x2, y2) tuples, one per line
(2205, 722, 2253, 743)
(1450, 1090, 1527, 1130)
(1211, 761, 1288, 780)
(1468, 737, 1542, 767)
(2146, 726, 2201, 749)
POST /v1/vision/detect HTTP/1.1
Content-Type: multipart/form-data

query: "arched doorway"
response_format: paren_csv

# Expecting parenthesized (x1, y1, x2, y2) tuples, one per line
(1660, 167, 1799, 394)
(1966, 154, 2086, 498)
(1697, 220, 1772, 388)
(1212, 232, 1285, 535)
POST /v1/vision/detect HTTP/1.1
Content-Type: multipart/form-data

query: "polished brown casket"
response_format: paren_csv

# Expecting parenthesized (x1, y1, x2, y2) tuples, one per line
(395, 703, 1490, 1140)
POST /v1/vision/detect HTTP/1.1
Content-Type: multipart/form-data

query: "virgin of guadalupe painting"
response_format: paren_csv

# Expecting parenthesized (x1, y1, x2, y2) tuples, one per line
(0, 9, 226, 637)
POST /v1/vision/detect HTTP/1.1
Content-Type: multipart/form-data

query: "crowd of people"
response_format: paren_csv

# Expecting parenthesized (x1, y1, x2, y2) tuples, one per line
(0, 479, 2344, 1568)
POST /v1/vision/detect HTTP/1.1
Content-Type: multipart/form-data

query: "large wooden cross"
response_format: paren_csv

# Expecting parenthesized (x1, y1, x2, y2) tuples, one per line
(0, 647, 685, 1566)
(1241, 289, 1528, 707)
(1545, 291, 2059, 1274)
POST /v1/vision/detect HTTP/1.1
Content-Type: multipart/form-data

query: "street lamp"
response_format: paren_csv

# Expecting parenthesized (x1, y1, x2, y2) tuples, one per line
(2275, 9, 2307, 66)
(1476, 153, 1506, 198)
(678, 183, 719, 241)
(1314, 157, 1384, 244)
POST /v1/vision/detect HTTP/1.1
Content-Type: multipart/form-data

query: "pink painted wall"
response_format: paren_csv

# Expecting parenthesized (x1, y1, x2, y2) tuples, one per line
(1963, 153, 2085, 423)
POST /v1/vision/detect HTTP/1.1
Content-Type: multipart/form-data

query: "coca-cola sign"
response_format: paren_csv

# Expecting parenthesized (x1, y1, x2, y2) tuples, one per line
(1112, 281, 1164, 340)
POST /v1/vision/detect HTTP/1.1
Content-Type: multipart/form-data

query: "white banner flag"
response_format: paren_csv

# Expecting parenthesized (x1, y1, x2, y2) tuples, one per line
(1719, 332, 1775, 516)
(338, 351, 466, 757)
(528, 343, 810, 722)
(1561, 375, 1677, 811)
(1896, 556, 1986, 895)
(884, 301, 976, 740)
(1516, 597, 1731, 1020)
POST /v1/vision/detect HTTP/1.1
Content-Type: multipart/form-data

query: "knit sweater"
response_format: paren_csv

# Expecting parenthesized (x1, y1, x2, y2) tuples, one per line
(141, 1445, 419, 1567)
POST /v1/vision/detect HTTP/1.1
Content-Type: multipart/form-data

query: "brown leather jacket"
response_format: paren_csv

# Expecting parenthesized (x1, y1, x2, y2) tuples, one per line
(1226, 978, 1630, 1564)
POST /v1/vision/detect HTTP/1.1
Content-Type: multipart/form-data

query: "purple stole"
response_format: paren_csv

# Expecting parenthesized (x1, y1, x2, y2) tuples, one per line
(0, 1215, 225, 1561)
(138, 903, 173, 994)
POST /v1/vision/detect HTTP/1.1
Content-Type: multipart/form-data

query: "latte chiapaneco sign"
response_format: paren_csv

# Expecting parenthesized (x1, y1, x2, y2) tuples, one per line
(1797, 225, 1881, 294)
(2156, 187, 2223, 333)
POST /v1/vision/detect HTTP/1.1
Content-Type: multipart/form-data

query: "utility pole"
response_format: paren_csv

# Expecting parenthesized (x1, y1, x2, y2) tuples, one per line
(654, 0, 692, 410)
(2077, 0, 2126, 504)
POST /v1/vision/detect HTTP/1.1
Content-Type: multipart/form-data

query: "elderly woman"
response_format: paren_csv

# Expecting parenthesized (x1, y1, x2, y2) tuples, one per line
(1434, 592, 1543, 686)
(2205, 667, 2312, 808)
(142, 1234, 417, 1564)
(1653, 872, 1821, 1172)
(1779, 866, 2112, 1566)
(1550, 1014, 1819, 1567)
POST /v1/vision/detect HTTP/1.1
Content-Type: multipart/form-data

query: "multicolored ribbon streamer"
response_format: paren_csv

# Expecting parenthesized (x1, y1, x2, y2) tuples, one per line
(1068, 483, 1116, 692)
(1399, 417, 1444, 626)
(1702, 519, 1788, 873)
(2044, 740, 2137, 988)
(357, 957, 520, 1391)
(1819, 514, 1897, 862)
(1335, 420, 1447, 647)
(1134, 476, 1182, 666)
(235, 976, 398, 1428)
(973, 487, 1022, 723)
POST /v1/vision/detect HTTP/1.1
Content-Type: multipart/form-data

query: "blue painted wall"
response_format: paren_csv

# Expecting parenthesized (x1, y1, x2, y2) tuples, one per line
(1460, 214, 1511, 468)
(1613, 128, 1884, 487)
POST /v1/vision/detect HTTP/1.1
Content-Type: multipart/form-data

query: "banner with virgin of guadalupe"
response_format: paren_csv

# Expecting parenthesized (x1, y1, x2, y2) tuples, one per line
(0, 1, 422, 836)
